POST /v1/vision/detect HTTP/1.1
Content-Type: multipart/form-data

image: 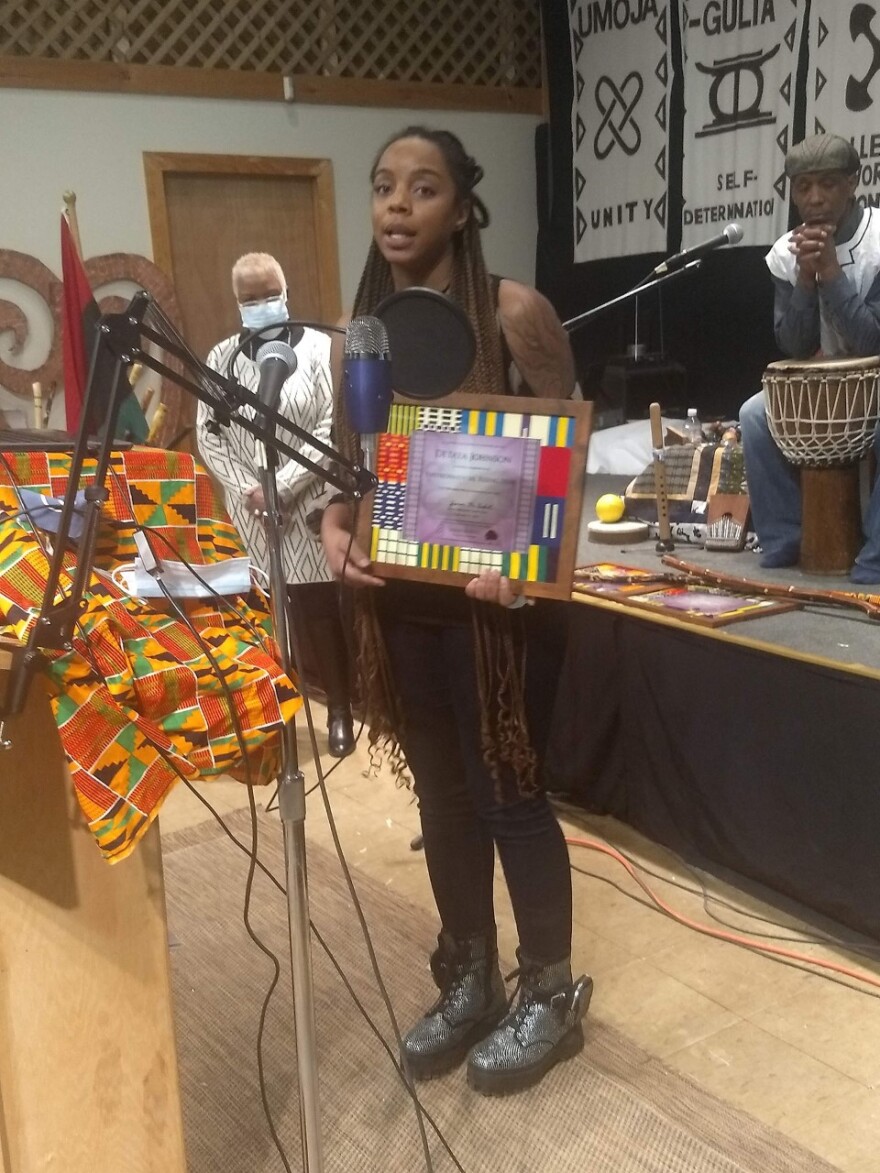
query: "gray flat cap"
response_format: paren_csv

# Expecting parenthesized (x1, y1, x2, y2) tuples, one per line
(785, 133, 860, 178)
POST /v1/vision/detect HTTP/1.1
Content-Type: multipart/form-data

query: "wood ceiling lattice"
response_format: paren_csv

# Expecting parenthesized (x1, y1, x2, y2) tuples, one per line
(1, 0, 541, 89)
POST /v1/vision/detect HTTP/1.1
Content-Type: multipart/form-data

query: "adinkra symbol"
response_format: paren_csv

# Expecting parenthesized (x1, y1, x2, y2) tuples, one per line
(695, 44, 780, 138)
(847, 3, 880, 112)
(594, 72, 643, 159)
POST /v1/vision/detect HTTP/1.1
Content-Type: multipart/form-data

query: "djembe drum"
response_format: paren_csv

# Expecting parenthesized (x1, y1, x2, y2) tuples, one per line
(762, 355, 880, 574)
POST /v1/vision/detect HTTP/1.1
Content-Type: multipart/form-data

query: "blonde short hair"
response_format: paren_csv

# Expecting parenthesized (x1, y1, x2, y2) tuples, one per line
(231, 252, 286, 296)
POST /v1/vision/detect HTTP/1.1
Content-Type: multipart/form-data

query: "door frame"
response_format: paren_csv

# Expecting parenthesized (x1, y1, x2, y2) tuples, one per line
(142, 151, 342, 322)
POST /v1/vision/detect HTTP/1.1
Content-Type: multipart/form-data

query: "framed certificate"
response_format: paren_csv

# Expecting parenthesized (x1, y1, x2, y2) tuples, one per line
(355, 393, 592, 600)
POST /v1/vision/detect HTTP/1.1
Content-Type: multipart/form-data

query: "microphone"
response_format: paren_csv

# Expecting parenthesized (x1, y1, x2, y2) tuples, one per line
(255, 339, 298, 414)
(651, 223, 743, 277)
(343, 316, 392, 472)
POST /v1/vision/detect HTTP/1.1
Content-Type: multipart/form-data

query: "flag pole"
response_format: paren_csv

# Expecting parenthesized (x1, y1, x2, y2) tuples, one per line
(31, 382, 43, 430)
(62, 191, 83, 258)
(146, 401, 167, 445)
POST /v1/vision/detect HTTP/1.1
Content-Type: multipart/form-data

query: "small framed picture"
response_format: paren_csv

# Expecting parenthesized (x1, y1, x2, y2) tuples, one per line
(620, 583, 800, 627)
(573, 562, 669, 599)
(573, 565, 800, 627)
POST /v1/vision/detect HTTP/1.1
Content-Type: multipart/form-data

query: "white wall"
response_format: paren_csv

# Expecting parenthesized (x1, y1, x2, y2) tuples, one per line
(0, 87, 540, 424)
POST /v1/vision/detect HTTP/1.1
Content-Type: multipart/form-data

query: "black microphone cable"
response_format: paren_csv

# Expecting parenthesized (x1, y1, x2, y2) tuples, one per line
(74, 489, 313, 1172)
(128, 512, 456, 1171)
(147, 557, 295, 1172)
(179, 777, 470, 1172)
(149, 550, 452, 1172)
(0, 459, 293, 1168)
(290, 493, 442, 1170)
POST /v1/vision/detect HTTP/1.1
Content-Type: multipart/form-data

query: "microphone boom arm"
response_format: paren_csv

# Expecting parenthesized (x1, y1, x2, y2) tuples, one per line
(132, 317, 374, 499)
(562, 260, 702, 334)
(7, 291, 376, 675)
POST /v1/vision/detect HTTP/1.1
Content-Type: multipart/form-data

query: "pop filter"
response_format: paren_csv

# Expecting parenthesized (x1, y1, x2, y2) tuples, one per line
(375, 287, 476, 400)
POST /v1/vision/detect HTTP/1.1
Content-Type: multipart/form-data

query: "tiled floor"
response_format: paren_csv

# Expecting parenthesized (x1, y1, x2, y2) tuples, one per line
(161, 702, 880, 1172)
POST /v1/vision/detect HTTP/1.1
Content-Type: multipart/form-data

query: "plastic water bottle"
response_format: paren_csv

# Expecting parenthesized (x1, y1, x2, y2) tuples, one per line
(682, 407, 703, 446)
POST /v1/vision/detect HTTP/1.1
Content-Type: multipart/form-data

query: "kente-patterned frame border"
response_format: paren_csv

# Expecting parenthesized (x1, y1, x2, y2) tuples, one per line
(356, 392, 592, 600)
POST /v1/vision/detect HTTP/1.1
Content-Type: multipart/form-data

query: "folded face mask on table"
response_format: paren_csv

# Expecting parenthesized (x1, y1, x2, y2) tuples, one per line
(118, 554, 253, 599)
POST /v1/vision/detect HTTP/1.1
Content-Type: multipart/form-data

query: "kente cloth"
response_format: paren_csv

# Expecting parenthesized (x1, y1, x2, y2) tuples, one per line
(0, 448, 301, 863)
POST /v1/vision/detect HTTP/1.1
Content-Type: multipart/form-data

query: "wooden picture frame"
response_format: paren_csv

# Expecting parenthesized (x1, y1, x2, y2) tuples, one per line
(573, 562, 669, 599)
(613, 583, 800, 628)
(355, 393, 592, 601)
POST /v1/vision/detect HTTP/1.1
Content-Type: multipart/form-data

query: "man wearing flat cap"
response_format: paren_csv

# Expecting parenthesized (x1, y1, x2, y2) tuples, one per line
(740, 132, 880, 582)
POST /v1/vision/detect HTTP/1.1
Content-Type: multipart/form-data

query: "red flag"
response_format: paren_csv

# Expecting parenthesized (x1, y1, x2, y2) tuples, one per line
(60, 212, 99, 432)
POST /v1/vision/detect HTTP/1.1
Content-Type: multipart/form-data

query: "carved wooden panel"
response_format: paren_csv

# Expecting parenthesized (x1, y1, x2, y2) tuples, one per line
(0, 251, 183, 447)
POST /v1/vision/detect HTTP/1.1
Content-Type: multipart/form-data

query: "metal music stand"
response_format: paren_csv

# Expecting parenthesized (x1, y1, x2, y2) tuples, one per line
(4, 290, 376, 1172)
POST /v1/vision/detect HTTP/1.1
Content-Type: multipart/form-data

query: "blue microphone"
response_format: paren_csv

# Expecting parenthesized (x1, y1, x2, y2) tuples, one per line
(343, 316, 392, 472)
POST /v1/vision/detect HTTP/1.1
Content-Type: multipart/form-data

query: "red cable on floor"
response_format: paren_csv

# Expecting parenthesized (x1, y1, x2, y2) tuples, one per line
(565, 835, 880, 991)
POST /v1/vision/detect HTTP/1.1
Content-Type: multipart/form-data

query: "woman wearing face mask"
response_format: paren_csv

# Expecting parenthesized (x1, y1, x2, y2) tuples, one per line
(197, 252, 356, 758)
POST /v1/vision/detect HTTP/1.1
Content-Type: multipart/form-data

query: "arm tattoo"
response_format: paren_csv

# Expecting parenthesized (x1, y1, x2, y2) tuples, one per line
(501, 291, 575, 398)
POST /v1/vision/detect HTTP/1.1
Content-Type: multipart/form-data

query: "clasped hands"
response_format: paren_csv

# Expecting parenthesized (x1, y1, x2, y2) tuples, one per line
(790, 222, 841, 286)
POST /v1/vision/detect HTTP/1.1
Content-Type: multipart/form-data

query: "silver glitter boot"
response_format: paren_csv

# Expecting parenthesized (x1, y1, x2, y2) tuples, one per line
(400, 930, 507, 1081)
(466, 952, 593, 1096)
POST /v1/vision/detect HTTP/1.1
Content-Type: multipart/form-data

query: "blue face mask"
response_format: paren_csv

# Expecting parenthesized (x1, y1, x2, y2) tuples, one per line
(239, 295, 288, 332)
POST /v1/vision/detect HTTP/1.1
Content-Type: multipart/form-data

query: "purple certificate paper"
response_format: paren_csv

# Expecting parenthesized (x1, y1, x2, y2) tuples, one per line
(401, 430, 540, 550)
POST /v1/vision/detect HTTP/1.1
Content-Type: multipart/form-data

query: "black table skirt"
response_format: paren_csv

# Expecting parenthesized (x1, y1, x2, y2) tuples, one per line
(543, 602, 880, 941)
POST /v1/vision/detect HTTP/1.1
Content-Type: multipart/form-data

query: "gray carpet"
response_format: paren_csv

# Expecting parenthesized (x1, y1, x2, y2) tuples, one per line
(163, 808, 839, 1173)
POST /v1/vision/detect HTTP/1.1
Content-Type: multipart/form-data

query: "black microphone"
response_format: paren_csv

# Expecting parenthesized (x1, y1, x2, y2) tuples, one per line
(255, 339, 298, 413)
(651, 222, 744, 277)
(343, 316, 392, 472)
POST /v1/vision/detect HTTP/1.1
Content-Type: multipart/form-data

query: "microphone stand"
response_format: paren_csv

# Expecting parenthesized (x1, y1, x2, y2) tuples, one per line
(562, 259, 701, 334)
(2, 291, 376, 1173)
(563, 265, 701, 553)
(257, 399, 325, 1171)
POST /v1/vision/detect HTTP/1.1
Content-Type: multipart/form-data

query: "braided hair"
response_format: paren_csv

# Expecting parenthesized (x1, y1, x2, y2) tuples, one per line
(344, 127, 537, 796)
(352, 126, 507, 396)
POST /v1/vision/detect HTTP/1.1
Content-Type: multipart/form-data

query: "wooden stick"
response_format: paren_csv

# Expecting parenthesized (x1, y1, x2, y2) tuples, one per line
(662, 555, 880, 620)
(62, 191, 83, 258)
(139, 385, 154, 415)
(574, 566, 686, 586)
(146, 401, 167, 446)
(649, 401, 674, 552)
(128, 361, 156, 419)
(32, 382, 43, 430)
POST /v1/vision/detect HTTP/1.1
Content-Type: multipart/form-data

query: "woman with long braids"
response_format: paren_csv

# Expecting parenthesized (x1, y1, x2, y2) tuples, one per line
(320, 126, 591, 1095)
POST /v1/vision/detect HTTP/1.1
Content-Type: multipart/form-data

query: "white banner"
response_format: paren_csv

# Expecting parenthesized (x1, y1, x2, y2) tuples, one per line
(805, 0, 880, 208)
(680, 0, 804, 249)
(570, 0, 673, 262)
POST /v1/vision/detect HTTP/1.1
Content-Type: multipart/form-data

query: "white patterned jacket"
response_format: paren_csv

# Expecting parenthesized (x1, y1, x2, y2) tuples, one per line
(197, 327, 335, 584)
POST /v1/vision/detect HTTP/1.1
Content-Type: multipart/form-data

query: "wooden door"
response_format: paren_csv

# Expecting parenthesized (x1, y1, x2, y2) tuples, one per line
(143, 152, 341, 446)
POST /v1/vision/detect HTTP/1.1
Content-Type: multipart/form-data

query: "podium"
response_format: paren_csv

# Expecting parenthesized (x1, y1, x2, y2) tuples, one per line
(0, 640, 187, 1172)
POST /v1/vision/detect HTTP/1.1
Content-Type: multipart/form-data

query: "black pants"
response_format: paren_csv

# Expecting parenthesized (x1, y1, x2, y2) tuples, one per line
(287, 581, 352, 712)
(382, 606, 572, 965)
